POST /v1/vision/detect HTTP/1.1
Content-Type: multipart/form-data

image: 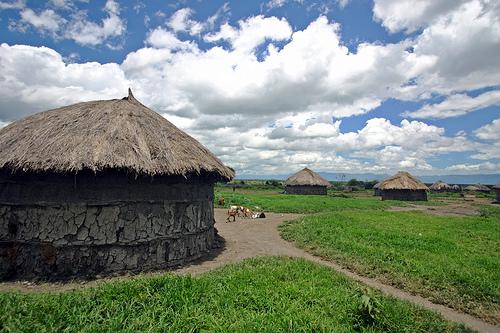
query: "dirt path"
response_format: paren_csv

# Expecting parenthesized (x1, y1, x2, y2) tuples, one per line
(164, 209, 500, 333)
(387, 197, 493, 217)
(1, 209, 498, 332)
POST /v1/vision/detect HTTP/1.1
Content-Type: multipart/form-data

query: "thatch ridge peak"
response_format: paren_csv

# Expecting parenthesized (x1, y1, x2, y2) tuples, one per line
(0, 92, 234, 181)
(284, 167, 331, 187)
(377, 171, 428, 190)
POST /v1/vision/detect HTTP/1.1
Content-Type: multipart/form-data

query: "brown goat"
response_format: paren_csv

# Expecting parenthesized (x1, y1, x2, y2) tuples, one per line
(226, 209, 237, 222)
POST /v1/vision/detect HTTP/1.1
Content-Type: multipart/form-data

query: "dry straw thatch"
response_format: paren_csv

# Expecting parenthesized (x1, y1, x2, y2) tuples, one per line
(284, 167, 331, 187)
(0, 90, 234, 180)
(464, 185, 479, 191)
(429, 180, 452, 191)
(377, 171, 428, 190)
(464, 184, 490, 192)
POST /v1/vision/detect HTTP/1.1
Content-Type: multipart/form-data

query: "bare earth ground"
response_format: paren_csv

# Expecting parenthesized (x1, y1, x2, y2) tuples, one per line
(388, 197, 491, 216)
(1, 208, 498, 333)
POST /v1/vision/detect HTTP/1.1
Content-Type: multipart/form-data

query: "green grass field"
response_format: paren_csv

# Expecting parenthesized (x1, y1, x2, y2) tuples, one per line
(0, 257, 471, 333)
(280, 208, 500, 324)
(215, 188, 403, 213)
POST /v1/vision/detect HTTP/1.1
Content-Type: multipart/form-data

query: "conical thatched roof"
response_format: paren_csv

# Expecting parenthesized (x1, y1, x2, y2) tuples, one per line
(377, 171, 428, 190)
(472, 184, 491, 192)
(464, 185, 479, 191)
(284, 168, 331, 187)
(373, 181, 381, 189)
(493, 183, 500, 190)
(429, 180, 452, 191)
(0, 90, 234, 181)
(463, 184, 490, 191)
(452, 184, 461, 191)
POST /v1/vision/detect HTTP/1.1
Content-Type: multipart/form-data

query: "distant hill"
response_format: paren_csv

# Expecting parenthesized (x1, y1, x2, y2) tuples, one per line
(239, 173, 500, 185)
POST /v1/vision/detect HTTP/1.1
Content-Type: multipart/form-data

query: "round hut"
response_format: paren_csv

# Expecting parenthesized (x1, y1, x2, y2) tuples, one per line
(429, 180, 452, 192)
(0, 90, 234, 280)
(377, 171, 428, 201)
(493, 184, 500, 203)
(474, 184, 491, 193)
(373, 181, 381, 196)
(451, 184, 461, 192)
(464, 185, 479, 192)
(465, 184, 491, 193)
(284, 168, 331, 195)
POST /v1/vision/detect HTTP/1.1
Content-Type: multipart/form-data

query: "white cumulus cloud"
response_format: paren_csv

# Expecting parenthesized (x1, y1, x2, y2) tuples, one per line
(404, 90, 500, 119)
(7, 0, 126, 47)
(373, 0, 469, 33)
(0, 2, 499, 176)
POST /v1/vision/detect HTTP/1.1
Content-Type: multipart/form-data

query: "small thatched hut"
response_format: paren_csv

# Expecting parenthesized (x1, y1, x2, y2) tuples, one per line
(476, 184, 491, 193)
(429, 180, 452, 192)
(493, 184, 500, 203)
(451, 184, 461, 192)
(284, 168, 331, 195)
(464, 185, 478, 191)
(377, 171, 428, 201)
(464, 184, 491, 193)
(0, 90, 234, 280)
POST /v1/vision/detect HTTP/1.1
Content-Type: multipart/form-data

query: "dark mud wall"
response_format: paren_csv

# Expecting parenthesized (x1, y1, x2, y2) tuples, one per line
(380, 189, 427, 201)
(285, 185, 327, 195)
(0, 171, 216, 280)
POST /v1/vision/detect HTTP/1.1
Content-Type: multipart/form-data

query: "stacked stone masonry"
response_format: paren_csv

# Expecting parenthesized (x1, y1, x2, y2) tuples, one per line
(0, 172, 216, 280)
(380, 189, 428, 201)
(285, 185, 327, 195)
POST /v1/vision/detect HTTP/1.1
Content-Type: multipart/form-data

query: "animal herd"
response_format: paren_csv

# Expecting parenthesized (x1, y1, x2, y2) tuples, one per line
(218, 197, 265, 222)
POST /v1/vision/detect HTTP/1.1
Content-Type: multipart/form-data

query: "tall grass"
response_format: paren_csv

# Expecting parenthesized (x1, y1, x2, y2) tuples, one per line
(280, 209, 500, 323)
(0, 257, 471, 333)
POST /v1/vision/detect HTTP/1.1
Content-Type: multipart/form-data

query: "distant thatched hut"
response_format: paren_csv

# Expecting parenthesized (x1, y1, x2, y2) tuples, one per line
(476, 184, 491, 193)
(464, 184, 491, 193)
(494, 184, 500, 203)
(0, 90, 234, 280)
(429, 180, 452, 192)
(451, 184, 461, 192)
(377, 171, 428, 201)
(464, 185, 478, 192)
(284, 168, 331, 195)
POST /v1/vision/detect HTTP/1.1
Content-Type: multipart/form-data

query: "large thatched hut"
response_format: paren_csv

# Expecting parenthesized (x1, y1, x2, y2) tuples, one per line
(377, 171, 428, 201)
(494, 184, 500, 203)
(284, 168, 331, 195)
(0, 90, 234, 280)
(429, 180, 452, 192)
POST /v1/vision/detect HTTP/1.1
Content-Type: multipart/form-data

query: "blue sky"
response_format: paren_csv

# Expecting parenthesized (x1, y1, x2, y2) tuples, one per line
(0, 0, 499, 176)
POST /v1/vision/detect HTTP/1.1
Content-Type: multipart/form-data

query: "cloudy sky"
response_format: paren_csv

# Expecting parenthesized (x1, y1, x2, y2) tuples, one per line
(0, 0, 499, 177)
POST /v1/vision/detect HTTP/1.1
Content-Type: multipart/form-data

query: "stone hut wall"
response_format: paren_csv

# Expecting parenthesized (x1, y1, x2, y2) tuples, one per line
(0, 171, 216, 280)
(285, 185, 327, 195)
(380, 189, 427, 201)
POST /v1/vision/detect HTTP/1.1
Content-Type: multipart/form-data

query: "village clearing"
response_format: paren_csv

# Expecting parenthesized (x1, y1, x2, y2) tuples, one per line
(1, 188, 498, 333)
